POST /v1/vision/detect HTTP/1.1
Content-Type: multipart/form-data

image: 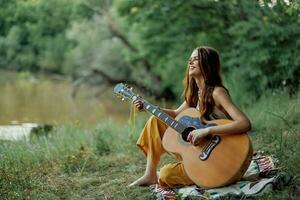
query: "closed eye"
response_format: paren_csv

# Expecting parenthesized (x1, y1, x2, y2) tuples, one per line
(189, 56, 199, 63)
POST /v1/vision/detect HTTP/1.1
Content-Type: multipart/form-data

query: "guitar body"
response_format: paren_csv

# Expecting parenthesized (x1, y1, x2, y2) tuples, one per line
(162, 108, 253, 188)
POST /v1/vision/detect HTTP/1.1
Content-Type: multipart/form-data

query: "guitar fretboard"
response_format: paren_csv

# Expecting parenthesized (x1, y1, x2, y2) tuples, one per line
(140, 98, 186, 134)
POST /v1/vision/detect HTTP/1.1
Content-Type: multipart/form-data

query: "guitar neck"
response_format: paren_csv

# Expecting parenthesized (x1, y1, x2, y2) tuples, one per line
(141, 99, 186, 133)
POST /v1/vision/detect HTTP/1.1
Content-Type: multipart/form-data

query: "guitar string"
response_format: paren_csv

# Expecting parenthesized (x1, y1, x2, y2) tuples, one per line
(129, 102, 136, 138)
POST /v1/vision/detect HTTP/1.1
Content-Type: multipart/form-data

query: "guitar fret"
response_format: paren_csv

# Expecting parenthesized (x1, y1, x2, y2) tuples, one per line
(141, 101, 185, 134)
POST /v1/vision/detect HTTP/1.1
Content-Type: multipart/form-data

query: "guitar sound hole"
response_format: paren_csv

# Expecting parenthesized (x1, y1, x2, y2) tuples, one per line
(181, 127, 195, 142)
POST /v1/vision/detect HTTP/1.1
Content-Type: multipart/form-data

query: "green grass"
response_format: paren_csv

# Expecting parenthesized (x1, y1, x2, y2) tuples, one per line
(0, 91, 299, 200)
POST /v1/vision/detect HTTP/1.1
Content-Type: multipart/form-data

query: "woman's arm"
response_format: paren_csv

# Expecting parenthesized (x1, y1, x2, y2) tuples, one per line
(208, 87, 251, 135)
(188, 87, 251, 146)
(160, 101, 188, 118)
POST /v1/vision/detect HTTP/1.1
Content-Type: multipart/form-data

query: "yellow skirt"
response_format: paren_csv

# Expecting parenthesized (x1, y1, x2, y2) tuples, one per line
(137, 116, 194, 187)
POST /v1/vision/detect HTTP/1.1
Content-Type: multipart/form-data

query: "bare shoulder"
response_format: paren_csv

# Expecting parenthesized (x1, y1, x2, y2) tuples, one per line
(212, 86, 230, 102)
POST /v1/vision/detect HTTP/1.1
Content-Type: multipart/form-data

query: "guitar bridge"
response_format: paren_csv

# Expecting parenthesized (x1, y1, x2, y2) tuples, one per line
(199, 135, 221, 161)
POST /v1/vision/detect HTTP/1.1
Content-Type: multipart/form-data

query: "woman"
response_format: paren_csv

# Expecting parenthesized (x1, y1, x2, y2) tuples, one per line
(130, 46, 251, 187)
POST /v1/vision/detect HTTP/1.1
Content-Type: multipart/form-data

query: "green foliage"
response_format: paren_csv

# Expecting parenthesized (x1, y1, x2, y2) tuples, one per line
(0, 0, 91, 71)
(94, 126, 112, 155)
(30, 124, 53, 139)
(0, 168, 35, 200)
(115, 0, 300, 103)
(223, 0, 300, 98)
(64, 15, 131, 79)
(246, 90, 300, 174)
(62, 146, 97, 174)
(116, 0, 223, 96)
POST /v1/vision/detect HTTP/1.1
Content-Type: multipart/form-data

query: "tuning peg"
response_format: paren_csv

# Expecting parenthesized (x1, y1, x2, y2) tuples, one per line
(130, 87, 133, 91)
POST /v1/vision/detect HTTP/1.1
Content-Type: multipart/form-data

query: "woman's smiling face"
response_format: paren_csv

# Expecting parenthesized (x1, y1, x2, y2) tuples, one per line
(188, 50, 201, 77)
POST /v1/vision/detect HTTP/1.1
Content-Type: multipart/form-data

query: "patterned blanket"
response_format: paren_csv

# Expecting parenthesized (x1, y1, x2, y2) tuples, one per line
(150, 154, 292, 199)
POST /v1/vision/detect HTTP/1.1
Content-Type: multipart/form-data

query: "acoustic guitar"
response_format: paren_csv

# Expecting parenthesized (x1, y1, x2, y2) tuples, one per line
(114, 83, 253, 188)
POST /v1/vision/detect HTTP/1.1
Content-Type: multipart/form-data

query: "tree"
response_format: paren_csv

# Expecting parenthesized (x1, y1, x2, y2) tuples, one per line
(115, 0, 300, 103)
(0, 0, 91, 72)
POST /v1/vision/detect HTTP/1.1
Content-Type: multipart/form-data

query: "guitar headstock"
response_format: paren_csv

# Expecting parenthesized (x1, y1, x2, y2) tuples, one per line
(113, 83, 136, 101)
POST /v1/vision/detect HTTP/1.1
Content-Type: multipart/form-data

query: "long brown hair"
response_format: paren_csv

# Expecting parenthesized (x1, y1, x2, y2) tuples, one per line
(183, 46, 227, 121)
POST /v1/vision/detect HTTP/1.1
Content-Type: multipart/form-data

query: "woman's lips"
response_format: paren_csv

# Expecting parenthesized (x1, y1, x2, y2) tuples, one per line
(189, 65, 196, 70)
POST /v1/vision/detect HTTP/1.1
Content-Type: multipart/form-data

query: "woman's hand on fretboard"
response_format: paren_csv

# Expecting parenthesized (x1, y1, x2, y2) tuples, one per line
(133, 97, 144, 112)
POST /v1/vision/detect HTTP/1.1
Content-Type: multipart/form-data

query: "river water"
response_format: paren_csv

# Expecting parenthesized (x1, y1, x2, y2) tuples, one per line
(0, 72, 136, 127)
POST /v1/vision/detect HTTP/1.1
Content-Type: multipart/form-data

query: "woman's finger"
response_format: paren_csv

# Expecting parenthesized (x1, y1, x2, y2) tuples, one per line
(191, 131, 197, 145)
(133, 100, 140, 104)
(194, 138, 200, 146)
(188, 131, 195, 144)
(133, 101, 144, 111)
(133, 100, 141, 106)
(192, 136, 195, 145)
(187, 132, 192, 142)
